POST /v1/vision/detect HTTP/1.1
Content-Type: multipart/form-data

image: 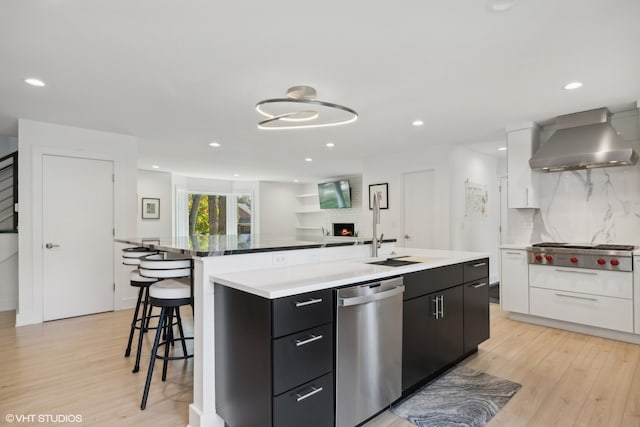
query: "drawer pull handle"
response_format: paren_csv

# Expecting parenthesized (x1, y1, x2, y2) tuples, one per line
(472, 282, 488, 289)
(296, 386, 323, 402)
(505, 251, 522, 255)
(473, 262, 487, 268)
(295, 298, 322, 307)
(554, 293, 598, 302)
(555, 269, 598, 276)
(295, 334, 323, 347)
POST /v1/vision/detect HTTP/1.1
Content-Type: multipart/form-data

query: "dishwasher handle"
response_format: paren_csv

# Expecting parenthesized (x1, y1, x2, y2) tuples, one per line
(339, 284, 405, 307)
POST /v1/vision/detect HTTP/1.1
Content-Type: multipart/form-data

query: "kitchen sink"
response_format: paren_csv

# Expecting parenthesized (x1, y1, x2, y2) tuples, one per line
(367, 258, 422, 267)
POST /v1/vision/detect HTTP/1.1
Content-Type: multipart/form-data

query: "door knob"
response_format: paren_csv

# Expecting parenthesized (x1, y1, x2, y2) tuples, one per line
(404, 234, 411, 239)
(45, 243, 60, 249)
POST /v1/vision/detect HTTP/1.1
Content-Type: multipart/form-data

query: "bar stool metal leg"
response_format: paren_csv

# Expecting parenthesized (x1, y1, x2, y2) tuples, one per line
(141, 306, 167, 410)
(124, 286, 145, 357)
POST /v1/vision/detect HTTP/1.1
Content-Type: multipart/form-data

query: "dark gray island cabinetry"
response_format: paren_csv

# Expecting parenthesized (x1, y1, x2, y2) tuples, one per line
(401, 258, 490, 395)
(214, 285, 334, 427)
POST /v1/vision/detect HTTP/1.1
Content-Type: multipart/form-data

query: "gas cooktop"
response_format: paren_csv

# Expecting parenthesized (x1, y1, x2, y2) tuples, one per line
(531, 242, 635, 251)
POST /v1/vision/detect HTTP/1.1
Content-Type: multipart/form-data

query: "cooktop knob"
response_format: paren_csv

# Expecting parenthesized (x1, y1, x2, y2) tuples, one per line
(545, 255, 553, 262)
(597, 258, 606, 265)
(535, 254, 543, 261)
(611, 259, 619, 266)
(570, 257, 578, 263)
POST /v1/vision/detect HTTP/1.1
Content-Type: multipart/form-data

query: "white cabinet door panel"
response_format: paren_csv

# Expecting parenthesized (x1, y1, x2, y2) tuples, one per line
(500, 249, 529, 314)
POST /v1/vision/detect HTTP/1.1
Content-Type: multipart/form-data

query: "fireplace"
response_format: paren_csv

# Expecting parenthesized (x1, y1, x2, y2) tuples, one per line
(333, 223, 355, 237)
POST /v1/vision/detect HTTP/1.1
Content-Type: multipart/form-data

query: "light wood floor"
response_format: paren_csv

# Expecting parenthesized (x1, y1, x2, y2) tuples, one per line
(1, 304, 640, 426)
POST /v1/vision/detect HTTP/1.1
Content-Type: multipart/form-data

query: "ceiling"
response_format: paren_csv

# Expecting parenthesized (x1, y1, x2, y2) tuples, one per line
(1, 0, 638, 182)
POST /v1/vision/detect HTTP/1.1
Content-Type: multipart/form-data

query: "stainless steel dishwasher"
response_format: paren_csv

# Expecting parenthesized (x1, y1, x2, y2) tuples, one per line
(335, 276, 404, 427)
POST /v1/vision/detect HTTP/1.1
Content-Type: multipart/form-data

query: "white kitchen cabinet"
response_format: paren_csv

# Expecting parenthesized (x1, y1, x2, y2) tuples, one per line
(500, 249, 529, 314)
(529, 264, 634, 333)
(507, 125, 540, 208)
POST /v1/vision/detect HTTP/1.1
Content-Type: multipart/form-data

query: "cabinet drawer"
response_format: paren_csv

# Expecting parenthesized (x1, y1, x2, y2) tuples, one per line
(272, 289, 332, 338)
(273, 323, 333, 395)
(463, 259, 489, 283)
(530, 287, 633, 333)
(529, 265, 632, 299)
(273, 372, 334, 427)
(403, 264, 463, 300)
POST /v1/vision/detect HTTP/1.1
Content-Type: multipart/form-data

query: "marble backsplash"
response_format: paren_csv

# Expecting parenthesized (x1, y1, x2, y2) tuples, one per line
(506, 108, 640, 245)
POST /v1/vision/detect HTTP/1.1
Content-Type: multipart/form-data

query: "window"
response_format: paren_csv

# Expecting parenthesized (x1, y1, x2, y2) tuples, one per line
(184, 192, 252, 236)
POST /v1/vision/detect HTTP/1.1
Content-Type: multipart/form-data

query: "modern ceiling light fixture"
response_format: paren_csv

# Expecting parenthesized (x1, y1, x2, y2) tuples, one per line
(412, 120, 424, 127)
(256, 86, 358, 130)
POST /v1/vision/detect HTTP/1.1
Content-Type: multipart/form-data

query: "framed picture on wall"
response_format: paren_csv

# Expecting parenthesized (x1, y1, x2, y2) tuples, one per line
(369, 183, 389, 209)
(141, 198, 160, 219)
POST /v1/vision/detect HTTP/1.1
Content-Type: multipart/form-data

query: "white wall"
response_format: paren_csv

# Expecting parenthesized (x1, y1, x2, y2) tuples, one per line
(0, 233, 18, 311)
(137, 170, 172, 238)
(259, 181, 297, 238)
(449, 146, 500, 284)
(362, 144, 452, 248)
(17, 119, 138, 326)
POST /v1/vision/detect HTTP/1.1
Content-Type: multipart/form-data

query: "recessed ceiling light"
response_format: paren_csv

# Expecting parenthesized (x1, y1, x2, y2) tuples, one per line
(233, 173, 240, 177)
(563, 81, 583, 90)
(498, 147, 507, 151)
(24, 78, 45, 87)
(151, 165, 160, 169)
(326, 142, 335, 148)
(487, 0, 517, 12)
(209, 142, 221, 147)
(293, 179, 299, 183)
(305, 158, 313, 162)
(412, 120, 424, 127)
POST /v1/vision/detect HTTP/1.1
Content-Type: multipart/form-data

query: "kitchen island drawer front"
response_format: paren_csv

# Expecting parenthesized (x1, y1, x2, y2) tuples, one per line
(530, 287, 633, 333)
(273, 289, 333, 338)
(529, 265, 632, 299)
(272, 323, 333, 396)
(463, 258, 489, 283)
(403, 264, 463, 300)
(273, 372, 334, 427)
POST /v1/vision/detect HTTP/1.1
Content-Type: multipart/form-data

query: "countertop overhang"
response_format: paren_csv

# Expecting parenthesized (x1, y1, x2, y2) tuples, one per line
(115, 235, 397, 257)
(212, 248, 489, 299)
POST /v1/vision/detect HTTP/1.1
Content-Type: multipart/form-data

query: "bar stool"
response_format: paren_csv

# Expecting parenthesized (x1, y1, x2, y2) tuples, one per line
(138, 253, 193, 410)
(122, 247, 160, 374)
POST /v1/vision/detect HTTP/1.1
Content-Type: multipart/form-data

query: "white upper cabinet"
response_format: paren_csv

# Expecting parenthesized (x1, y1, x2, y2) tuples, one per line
(507, 124, 540, 208)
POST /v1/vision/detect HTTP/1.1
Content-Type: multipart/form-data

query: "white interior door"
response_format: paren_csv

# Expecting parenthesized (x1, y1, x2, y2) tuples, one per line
(43, 155, 114, 321)
(403, 169, 435, 249)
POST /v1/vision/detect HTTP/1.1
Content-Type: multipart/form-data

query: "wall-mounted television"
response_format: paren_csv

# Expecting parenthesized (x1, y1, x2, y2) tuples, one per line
(318, 180, 352, 209)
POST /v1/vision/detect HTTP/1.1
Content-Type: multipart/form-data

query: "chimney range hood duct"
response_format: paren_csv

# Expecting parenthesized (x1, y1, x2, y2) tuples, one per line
(529, 108, 638, 172)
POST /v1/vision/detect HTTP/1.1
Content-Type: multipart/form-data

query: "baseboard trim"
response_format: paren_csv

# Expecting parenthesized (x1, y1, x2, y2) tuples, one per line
(510, 312, 640, 345)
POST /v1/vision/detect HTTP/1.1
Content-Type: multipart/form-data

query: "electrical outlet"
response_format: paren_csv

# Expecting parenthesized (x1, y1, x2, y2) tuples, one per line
(272, 253, 287, 266)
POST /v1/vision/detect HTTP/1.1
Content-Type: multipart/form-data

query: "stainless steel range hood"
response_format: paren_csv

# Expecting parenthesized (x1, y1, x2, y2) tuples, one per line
(529, 108, 638, 172)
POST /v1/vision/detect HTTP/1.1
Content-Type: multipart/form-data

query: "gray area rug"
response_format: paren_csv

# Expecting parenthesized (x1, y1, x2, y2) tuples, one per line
(391, 366, 521, 427)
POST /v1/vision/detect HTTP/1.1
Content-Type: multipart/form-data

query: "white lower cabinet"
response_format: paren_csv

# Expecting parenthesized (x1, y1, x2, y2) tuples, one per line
(529, 264, 633, 333)
(500, 249, 529, 314)
(529, 287, 633, 333)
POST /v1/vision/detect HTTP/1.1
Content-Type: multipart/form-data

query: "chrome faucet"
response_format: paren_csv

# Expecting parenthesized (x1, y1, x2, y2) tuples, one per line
(371, 193, 383, 257)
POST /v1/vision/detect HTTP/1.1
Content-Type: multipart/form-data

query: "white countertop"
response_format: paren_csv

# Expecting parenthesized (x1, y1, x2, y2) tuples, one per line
(212, 248, 489, 299)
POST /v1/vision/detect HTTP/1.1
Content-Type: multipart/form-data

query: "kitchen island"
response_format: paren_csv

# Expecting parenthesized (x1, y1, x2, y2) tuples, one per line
(116, 234, 489, 427)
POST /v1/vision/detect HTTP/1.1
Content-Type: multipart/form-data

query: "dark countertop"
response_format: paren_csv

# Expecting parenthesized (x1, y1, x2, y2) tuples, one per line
(115, 234, 397, 257)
